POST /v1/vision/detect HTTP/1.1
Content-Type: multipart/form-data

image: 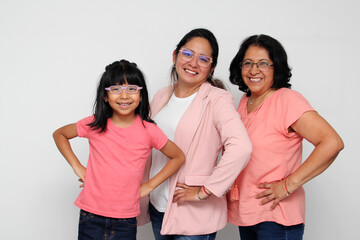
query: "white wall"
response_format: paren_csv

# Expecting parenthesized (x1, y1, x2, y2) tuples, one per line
(0, 0, 358, 239)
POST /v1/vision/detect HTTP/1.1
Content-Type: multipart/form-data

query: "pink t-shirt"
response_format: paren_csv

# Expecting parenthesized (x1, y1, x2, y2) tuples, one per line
(227, 88, 314, 226)
(75, 115, 168, 218)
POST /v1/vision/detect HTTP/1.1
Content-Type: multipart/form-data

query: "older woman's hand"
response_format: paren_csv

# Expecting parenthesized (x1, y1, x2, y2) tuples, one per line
(256, 180, 290, 210)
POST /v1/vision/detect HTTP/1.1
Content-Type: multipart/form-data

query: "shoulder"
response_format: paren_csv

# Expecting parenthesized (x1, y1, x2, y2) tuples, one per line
(274, 88, 311, 107)
(209, 87, 235, 108)
(141, 120, 163, 134)
(153, 86, 173, 100)
(198, 85, 237, 115)
(201, 82, 233, 101)
(141, 119, 168, 147)
(272, 89, 314, 123)
(76, 115, 96, 137)
(142, 119, 157, 129)
(77, 115, 94, 125)
(276, 88, 306, 99)
(238, 94, 248, 110)
(151, 86, 173, 112)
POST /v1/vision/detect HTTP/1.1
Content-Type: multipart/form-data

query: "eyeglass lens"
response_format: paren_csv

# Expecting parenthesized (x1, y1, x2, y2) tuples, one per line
(180, 49, 211, 66)
(107, 85, 141, 94)
(242, 61, 272, 71)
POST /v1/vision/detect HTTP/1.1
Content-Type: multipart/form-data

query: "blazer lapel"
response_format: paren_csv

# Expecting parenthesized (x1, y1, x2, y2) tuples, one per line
(150, 86, 173, 118)
(174, 82, 211, 155)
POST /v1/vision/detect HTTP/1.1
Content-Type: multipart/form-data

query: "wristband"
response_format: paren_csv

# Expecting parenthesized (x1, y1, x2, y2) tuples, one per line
(284, 178, 292, 196)
(202, 186, 211, 196)
(197, 188, 206, 201)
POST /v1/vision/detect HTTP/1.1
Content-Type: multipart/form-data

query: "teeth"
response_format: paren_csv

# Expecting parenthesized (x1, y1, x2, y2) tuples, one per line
(118, 103, 131, 106)
(250, 78, 261, 82)
(185, 69, 197, 74)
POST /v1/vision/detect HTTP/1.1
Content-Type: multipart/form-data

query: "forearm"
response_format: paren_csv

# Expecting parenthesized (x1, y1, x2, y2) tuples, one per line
(146, 156, 184, 190)
(208, 93, 252, 196)
(53, 132, 83, 170)
(286, 137, 343, 193)
(205, 135, 252, 197)
(287, 111, 344, 193)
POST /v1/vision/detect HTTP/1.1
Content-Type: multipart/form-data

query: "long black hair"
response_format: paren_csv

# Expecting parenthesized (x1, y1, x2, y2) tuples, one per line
(229, 34, 292, 96)
(88, 59, 154, 132)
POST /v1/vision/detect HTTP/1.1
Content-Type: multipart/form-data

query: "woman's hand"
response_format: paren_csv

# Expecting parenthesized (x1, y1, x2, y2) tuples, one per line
(140, 182, 154, 198)
(256, 180, 289, 210)
(173, 183, 208, 204)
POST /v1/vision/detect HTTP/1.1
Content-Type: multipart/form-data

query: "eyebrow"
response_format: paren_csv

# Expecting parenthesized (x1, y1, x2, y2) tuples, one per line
(183, 48, 211, 57)
(243, 58, 271, 62)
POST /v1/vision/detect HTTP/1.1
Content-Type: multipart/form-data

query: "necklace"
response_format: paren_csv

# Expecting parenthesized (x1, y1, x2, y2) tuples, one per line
(248, 88, 272, 105)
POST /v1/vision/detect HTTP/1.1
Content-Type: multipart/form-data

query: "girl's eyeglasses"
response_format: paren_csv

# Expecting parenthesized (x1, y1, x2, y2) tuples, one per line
(178, 48, 213, 67)
(105, 85, 143, 94)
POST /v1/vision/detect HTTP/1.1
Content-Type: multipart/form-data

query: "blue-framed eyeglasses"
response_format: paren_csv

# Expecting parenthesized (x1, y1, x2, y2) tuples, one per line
(105, 85, 143, 94)
(178, 48, 213, 67)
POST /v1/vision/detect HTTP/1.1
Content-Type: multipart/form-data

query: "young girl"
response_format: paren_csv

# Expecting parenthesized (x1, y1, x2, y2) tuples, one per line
(53, 59, 185, 240)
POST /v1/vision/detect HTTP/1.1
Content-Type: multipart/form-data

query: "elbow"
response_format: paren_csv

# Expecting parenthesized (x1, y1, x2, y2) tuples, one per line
(230, 137, 253, 161)
(178, 152, 186, 166)
(327, 134, 344, 157)
(242, 139, 253, 162)
(234, 140, 252, 168)
(336, 137, 344, 153)
(241, 140, 252, 168)
(52, 130, 59, 141)
(180, 154, 186, 166)
(247, 141, 253, 157)
(331, 132, 344, 153)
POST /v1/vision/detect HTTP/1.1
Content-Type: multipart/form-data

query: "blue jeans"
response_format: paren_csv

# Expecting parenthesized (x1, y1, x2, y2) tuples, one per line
(78, 209, 137, 240)
(238, 221, 304, 240)
(149, 203, 216, 240)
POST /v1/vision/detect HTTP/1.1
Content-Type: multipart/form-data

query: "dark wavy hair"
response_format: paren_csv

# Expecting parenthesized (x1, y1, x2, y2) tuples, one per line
(229, 34, 292, 96)
(88, 59, 154, 132)
(171, 28, 225, 89)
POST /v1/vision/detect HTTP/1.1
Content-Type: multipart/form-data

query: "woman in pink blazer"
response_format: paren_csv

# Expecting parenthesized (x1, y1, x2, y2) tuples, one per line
(141, 28, 252, 240)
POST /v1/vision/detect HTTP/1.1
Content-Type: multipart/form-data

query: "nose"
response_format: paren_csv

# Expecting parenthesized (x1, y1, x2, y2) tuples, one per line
(119, 89, 128, 98)
(188, 56, 198, 67)
(249, 63, 260, 75)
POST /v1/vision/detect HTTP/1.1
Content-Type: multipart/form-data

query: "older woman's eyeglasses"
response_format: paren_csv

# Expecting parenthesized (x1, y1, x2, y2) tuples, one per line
(105, 85, 142, 94)
(178, 48, 213, 67)
(241, 60, 274, 72)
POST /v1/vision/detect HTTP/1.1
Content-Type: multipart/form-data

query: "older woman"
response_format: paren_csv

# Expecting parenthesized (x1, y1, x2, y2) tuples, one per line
(140, 28, 252, 240)
(227, 34, 344, 240)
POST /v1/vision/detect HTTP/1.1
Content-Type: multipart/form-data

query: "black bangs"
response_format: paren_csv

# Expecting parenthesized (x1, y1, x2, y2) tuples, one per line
(88, 59, 154, 133)
(104, 62, 143, 87)
(104, 65, 128, 87)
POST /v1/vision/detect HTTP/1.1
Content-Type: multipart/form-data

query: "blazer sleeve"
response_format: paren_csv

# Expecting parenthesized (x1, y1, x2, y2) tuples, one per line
(204, 91, 252, 197)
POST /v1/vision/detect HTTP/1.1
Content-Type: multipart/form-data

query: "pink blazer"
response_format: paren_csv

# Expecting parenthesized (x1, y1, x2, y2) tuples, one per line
(138, 82, 252, 235)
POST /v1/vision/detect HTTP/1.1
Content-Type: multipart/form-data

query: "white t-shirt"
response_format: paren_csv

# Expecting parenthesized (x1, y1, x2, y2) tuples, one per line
(149, 92, 197, 212)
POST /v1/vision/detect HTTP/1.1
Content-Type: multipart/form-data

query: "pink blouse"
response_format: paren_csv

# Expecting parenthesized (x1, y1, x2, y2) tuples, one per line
(227, 88, 314, 226)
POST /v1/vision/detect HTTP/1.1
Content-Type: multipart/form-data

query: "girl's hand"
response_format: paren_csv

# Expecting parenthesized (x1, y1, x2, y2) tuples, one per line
(256, 180, 289, 210)
(73, 164, 86, 188)
(140, 182, 154, 198)
(173, 183, 208, 204)
(78, 178, 84, 188)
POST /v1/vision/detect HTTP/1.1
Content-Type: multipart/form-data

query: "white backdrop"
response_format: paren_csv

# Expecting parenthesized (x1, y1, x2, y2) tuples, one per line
(0, 0, 358, 239)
